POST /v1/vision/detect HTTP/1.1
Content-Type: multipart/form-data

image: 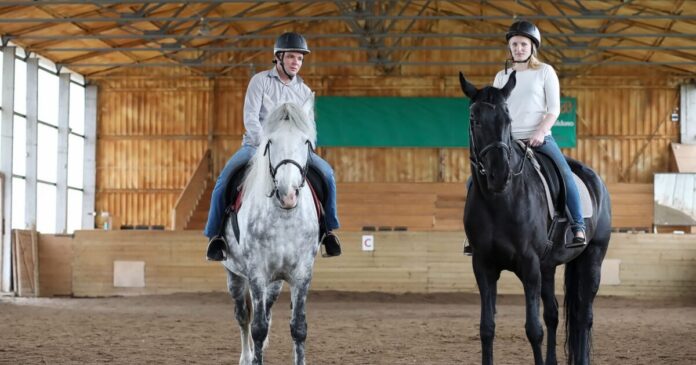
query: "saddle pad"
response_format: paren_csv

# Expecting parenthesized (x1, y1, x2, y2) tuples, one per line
(573, 174, 593, 218)
(530, 155, 593, 219)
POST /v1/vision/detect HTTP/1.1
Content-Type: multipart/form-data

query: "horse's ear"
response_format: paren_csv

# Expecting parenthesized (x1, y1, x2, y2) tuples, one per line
(500, 71, 517, 99)
(459, 72, 478, 99)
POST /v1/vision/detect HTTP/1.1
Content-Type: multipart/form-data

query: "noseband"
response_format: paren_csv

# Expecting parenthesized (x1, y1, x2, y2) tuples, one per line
(469, 101, 528, 177)
(263, 140, 313, 199)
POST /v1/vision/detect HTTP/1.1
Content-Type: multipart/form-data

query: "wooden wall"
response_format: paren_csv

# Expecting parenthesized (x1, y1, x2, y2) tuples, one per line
(62, 231, 696, 299)
(93, 72, 682, 228)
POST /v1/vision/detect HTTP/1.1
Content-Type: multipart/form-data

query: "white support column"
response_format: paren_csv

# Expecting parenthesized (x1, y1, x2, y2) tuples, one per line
(82, 84, 97, 229)
(25, 58, 38, 230)
(681, 84, 696, 144)
(56, 74, 70, 233)
(1, 47, 16, 292)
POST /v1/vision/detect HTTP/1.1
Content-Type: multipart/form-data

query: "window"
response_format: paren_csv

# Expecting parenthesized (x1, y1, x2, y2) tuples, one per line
(67, 188, 83, 233)
(38, 69, 59, 126)
(37, 123, 58, 183)
(14, 59, 26, 115)
(0, 53, 3, 100)
(11, 177, 25, 229)
(5, 47, 89, 234)
(12, 115, 25, 176)
(36, 182, 56, 234)
(69, 82, 85, 135)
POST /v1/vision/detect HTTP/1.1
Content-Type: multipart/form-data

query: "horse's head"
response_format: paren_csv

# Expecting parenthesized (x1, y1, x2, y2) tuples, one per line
(459, 71, 517, 193)
(257, 94, 317, 209)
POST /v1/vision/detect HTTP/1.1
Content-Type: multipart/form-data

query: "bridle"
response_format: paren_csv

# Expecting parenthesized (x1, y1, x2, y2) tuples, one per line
(263, 139, 313, 199)
(469, 101, 528, 178)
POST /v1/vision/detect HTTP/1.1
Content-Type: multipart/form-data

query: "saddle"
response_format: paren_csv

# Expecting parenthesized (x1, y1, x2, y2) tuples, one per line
(222, 164, 328, 243)
(519, 141, 593, 249)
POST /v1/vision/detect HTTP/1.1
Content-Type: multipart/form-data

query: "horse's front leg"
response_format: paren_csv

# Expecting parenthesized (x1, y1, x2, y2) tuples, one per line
(473, 256, 500, 365)
(289, 275, 312, 365)
(520, 256, 544, 365)
(227, 270, 253, 365)
(262, 280, 283, 351)
(541, 267, 559, 365)
(249, 279, 270, 365)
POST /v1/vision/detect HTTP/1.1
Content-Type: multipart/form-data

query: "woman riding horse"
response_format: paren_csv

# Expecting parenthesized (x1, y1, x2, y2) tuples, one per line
(460, 20, 612, 365)
(464, 21, 585, 256)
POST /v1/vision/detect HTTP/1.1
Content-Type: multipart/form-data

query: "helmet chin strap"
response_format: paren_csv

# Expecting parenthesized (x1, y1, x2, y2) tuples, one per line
(274, 51, 294, 81)
(504, 45, 534, 74)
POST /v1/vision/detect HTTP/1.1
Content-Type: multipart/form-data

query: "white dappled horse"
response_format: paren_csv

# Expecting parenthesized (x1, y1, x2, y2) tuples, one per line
(221, 95, 320, 365)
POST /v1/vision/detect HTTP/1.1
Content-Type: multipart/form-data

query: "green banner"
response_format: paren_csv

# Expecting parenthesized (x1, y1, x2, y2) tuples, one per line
(552, 97, 577, 148)
(315, 96, 470, 148)
(315, 96, 576, 148)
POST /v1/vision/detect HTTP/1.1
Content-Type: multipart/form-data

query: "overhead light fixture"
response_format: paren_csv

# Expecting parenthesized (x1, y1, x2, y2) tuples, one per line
(198, 17, 211, 36)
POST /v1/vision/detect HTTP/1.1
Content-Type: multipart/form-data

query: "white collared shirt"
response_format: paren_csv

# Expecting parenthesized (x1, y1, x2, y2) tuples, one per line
(242, 66, 313, 147)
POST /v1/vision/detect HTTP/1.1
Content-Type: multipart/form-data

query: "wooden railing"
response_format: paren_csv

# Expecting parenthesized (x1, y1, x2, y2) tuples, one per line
(171, 149, 211, 230)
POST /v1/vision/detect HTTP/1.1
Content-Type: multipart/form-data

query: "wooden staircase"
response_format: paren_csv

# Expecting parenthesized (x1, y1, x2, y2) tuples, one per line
(171, 149, 213, 231)
(185, 183, 213, 231)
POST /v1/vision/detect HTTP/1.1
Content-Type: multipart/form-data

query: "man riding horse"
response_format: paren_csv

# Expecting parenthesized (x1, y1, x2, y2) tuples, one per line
(205, 32, 342, 261)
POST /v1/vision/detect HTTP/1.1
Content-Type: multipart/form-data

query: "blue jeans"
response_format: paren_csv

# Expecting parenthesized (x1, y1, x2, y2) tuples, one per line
(204, 144, 340, 238)
(534, 135, 585, 232)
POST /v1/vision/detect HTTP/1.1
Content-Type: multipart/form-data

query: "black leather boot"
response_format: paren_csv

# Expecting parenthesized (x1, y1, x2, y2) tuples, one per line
(206, 235, 228, 261)
(321, 232, 342, 257)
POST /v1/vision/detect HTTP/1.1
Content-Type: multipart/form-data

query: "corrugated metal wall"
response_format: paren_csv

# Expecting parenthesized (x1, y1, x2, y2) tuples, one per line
(94, 72, 681, 228)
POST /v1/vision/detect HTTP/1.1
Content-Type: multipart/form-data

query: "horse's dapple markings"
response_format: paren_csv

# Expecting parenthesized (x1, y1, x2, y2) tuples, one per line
(220, 95, 320, 365)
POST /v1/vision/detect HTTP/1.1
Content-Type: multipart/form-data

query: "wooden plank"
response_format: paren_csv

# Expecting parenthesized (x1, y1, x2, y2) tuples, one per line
(671, 143, 696, 172)
(13, 230, 39, 297)
(39, 234, 73, 296)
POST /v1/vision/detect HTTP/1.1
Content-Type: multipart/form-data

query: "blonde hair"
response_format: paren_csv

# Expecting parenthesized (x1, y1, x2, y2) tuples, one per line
(528, 53, 542, 70)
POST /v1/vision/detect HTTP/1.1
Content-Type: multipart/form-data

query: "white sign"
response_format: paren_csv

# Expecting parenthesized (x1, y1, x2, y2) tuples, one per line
(114, 260, 145, 288)
(362, 235, 374, 251)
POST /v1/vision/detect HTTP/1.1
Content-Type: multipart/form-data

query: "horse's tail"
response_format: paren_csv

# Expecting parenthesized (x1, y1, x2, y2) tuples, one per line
(563, 260, 593, 365)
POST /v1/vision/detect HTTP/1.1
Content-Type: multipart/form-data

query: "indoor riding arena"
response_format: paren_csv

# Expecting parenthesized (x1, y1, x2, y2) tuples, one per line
(1, 2, 696, 365)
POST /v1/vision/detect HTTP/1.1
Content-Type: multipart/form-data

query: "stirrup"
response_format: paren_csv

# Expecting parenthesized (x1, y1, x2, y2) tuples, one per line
(463, 245, 473, 256)
(565, 228, 586, 248)
(206, 236, 229, 261)
(463, 240, 473, 256)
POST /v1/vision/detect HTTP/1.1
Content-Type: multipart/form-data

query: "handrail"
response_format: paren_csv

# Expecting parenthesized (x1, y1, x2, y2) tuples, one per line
(171, 149, 211, 230)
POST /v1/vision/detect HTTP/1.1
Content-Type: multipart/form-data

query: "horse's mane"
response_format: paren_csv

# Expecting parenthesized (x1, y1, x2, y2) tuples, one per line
(263, 102, 317, 145)
(242, 102, 316, 201)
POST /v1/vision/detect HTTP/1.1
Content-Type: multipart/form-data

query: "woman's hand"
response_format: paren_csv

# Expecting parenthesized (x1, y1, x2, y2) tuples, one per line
(528, 129, 546, 147)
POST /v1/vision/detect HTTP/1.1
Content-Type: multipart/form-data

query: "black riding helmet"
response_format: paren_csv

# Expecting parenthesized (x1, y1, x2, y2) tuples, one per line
(504, 20, 541, 74)
(274, 32, 311, 55)
(506, 20, 541, 49)
(273, 32, 310, 80)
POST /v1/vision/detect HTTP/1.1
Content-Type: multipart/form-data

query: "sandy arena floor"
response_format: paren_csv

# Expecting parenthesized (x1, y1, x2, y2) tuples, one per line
(1, 291, 695, 364)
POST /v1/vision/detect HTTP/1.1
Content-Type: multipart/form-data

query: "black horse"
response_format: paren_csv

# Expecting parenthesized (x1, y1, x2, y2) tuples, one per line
(459, 71, 612, 365)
